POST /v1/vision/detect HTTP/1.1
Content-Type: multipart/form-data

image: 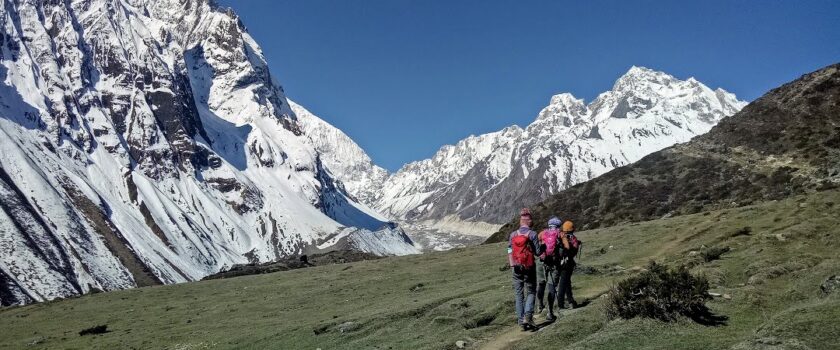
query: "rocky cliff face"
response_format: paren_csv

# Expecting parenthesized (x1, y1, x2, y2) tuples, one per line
(371, 67, 746, 227)
(488, 63, 840, 243)
(0, 0, 416, 306)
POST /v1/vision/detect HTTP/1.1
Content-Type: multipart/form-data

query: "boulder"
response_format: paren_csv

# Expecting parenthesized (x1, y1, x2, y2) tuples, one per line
(338, 321, 358, 334)
(820, 275, 840, 295)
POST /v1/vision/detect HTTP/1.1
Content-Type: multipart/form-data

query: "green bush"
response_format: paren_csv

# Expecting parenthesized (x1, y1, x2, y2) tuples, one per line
(605, 262, 719, 324)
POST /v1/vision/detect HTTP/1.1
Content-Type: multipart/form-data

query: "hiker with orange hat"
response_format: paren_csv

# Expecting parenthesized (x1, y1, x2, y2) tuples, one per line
(557, 220, 581, 309)
(508, 208, 542, 331)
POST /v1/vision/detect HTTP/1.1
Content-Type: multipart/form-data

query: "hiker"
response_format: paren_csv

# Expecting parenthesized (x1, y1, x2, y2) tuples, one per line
(508, 208, 542, 331)
(536, 217, 563, 322)
(557, 220, 580, 309)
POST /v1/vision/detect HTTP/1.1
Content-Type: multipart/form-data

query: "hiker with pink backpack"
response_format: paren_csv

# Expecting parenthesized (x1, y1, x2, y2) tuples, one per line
(508, 208, 542, 331)
(535, 217, 564, 322)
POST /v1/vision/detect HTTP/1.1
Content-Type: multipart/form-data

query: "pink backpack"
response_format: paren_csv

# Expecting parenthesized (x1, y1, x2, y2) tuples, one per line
(540, 229, 561, 259)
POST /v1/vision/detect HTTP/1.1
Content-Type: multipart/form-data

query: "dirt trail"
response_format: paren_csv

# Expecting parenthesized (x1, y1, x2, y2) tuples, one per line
(479, 324, 532, 350)
(479, 309, 580, 350)
(479, 315, 562, 350)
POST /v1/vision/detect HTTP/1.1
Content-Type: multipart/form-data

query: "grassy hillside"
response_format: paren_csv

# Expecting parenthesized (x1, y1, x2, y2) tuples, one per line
(2, 190, 840, 349)
(488, 63, 840, 243)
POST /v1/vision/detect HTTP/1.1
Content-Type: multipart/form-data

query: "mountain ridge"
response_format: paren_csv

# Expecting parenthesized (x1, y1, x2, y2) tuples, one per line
(488, 62, 840, 243)
(363, 67, 746, 228)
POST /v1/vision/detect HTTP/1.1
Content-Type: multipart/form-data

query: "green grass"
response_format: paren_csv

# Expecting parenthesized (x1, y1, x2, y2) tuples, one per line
(2, 190, 840, 349)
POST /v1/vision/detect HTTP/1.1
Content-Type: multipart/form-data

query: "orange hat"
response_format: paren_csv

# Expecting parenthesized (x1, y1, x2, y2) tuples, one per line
(562, 220, 574, 232)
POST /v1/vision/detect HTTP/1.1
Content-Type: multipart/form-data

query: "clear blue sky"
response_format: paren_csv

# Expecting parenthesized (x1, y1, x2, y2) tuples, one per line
(220, 0, 840, 172)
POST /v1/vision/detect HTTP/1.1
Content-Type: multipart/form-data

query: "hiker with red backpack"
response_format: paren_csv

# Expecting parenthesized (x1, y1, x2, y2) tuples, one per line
(557, 220, 581, 309)
(535, 217, 563, 322)
(508, 208, 542, 331)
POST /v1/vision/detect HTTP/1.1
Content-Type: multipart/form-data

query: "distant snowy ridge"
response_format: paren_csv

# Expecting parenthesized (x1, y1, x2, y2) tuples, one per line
(0, 0, 415, 306)
(338, 67, 746, 228)
(290, 67, 747, 238)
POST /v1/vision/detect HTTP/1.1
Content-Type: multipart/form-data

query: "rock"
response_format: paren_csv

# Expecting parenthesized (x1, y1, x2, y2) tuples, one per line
(409, 283, 425, 292)
(723, 294, 732, 300)
(821, 275, 840, 295)
(708, 292, 722, 297)
(774, 233, 786, 242)
(337, 321, 358, 334)
(575, 264, 600, 275)
(688, 251, 700, 257)
(456, 340, 467, 348)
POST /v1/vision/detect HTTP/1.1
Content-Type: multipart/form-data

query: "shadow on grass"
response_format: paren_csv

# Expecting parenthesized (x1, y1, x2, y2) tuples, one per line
(689, 307, 729, 326)
(573, 299, 593, 309)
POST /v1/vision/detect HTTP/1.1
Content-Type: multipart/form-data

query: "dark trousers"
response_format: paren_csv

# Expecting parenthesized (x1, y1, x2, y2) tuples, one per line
(557, 261, 576, 307)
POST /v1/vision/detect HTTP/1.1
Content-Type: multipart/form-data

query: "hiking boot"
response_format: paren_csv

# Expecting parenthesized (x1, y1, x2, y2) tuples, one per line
(546, 313, 557, 322)
(524, 314, 537, 331)
(570, 301, 579, 309)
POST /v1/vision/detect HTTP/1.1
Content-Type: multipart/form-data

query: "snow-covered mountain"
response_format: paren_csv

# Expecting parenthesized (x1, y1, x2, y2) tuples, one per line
(291, 101, 389, 207)
(369, 67, 747, 228)
(0, 0, 416, 306)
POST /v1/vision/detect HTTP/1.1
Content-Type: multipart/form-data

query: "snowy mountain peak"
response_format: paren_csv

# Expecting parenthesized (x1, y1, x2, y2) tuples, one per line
(530, 93, 589, 134)
(548, 92, 584, 106)
(370, 67, 747, 227)
(613, 65, 679, 92)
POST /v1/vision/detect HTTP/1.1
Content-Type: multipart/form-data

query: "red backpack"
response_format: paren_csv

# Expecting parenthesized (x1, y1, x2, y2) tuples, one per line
(511, 231, 535, 268)
(540, 229, 561, 260)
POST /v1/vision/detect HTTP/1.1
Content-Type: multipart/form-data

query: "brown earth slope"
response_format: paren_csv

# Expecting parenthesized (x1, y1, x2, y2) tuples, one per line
(488, 63, 840, 243)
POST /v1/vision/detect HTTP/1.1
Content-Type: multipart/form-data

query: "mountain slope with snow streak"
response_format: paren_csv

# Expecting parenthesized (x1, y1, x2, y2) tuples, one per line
(371, 67, 748, 228)
(291, 100, 390, 208)
(0, 0, 415, 306)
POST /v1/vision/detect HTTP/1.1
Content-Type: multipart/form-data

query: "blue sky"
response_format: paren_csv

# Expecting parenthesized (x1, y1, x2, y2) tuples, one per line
(221, 0, 840, 172)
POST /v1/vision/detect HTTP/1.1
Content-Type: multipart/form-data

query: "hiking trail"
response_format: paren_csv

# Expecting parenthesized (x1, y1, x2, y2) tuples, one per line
(479, 308, 585, 350)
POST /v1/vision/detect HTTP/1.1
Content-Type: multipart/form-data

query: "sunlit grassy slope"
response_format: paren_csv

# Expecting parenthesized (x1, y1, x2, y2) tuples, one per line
(2, 190, 839, 349)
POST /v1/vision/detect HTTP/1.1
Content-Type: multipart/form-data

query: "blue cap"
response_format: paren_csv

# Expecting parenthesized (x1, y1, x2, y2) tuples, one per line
(548, 217, 562, 227)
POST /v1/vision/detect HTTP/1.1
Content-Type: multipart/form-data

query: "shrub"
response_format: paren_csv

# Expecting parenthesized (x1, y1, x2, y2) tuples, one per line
(605, 262, 718, 324)
(702, 246, 731, 262)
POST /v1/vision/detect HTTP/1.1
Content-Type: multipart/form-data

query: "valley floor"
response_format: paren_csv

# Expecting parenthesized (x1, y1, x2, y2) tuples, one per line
(1, 191, 840, 349)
